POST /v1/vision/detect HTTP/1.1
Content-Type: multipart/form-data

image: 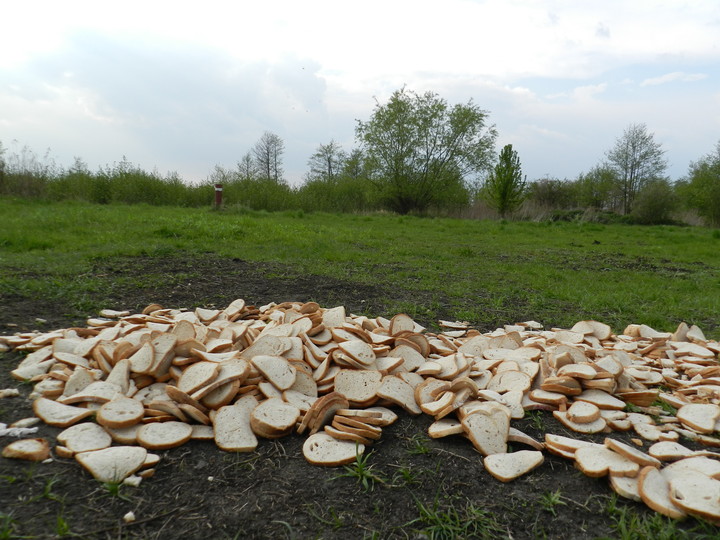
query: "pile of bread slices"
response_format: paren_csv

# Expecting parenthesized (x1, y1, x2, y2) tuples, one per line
(2, 299, 720, 522)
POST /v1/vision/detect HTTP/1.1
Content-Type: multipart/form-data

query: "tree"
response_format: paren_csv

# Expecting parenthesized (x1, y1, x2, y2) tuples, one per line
(482, 144, 527, 218)
(253, 131, 285, 183)
(575, 165, 622, 211)
(605, 123, 667, 214)
(355, 87, 497, 214)
(682, 141, 720, 226)
(306, 140, 346, 182)
(236, 151, 257, 182)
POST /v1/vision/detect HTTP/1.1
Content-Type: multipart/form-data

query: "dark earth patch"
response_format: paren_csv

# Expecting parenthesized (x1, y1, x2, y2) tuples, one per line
(1, 256, 716, 539)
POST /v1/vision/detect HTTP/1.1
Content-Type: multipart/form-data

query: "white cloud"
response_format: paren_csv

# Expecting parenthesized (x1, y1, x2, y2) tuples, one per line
(640, 72, 708, 86)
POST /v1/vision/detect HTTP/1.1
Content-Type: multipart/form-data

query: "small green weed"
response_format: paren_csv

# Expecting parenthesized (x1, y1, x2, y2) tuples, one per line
(102, 481, 133, 501)
(408, 497, 505, 540)
(333, 450, 386, 492)
(391, 465, 421, 486)
(28, 474, 63, 503)
(525, 410, 546, 431)
(539, 489, 567, 517)
(56, 513, 70, 537)
(0, 513, 16, 540)
(304, 504, 344, 529)
(406, 433, 432, 455)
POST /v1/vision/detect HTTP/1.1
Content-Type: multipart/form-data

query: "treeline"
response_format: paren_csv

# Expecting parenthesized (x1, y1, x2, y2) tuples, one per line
(1, 88, 719, 226)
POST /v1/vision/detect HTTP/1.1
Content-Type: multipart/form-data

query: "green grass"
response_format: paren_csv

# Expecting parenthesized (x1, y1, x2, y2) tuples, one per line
(407, 497, 506, 539)
(1, 199, 719, 337)
(332, 449, 386, 492)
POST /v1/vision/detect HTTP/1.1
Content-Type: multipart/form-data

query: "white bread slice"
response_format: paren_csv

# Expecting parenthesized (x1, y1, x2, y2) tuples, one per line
(324, 425, 372, 446)
(33, 397, 94, 427)
(2, 438, 51, 461)
(104, 424, 140, 444)
(213, 395, 258, 452)
(428, 417, 463, 438)
(338, 340, 376, 366)
(566, 401, 601, 423)
(604, 438, 661, 468)
(96, 396, 145, 428)
(609, 472, 642, 501)
(574, 446, 639, 478)
(251, 355, 297, 391)
(334, 369, 382, 403)
(62, 367, 95, 397)
(669, 473, 720, 523)
(59, 381, 121, 404)
(75, 446, 148, 483)
(637, 465, 687, 519)
(136, 421, 192, 450)
(303, 431, 364, 466)
(390, 344, 426, 372)
(508, 428, 544, 451)
(461, 402, 510, 456)
(484, 450, 544, 482)
(662, 456, 720, 483)
(57, 422, 112, 455)
(105, 358, 131, 394)
(574, 389, 626, 410)
(250, 397, 300, 439)
(676, 403, 720, 434)
(190, 424, 214, 440)
(128, 342, 155, 374)
(177, 361, 220, 395)
(648, 441, 694, 461)
(376, 375, 421, 415)
(553, 410, 607, 434)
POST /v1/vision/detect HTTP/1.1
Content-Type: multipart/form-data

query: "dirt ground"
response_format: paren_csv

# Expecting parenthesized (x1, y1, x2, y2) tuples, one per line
(0, 255, 714, 539)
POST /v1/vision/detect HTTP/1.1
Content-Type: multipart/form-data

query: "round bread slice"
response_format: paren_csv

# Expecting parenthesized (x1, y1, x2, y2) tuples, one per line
(324, 425, 373, 446)
(604, 438, 661, 468)
(213, 395, 258, 452)
(250, 397, 300, 439)
(136, 421, 192, 450)
(609, 472, 642, 501)
(75, 446, 148, 483)
(177, 361, 220, 395)
(637, 465, 687, 519)
(574, 446, 639, 478)
(647, 441, 694, 462)
(251, 355, 297, 391)
(483, 450, 544, 482)
(428, 418, 463, 439)
(57, 422, 112, 455)
(97, 396, 145, 429)
(669, 472, 720, 523)
(334, 369, 382, 403)
(2, 438, 51, 461)
(676, 403, 720, 434)
(303, 432, 365, 466)
(553, 411, 607, 434)
(566, 401, 601, 424)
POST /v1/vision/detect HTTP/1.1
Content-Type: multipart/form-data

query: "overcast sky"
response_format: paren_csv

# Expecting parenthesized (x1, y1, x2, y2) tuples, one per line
(2, 0, 719, 185)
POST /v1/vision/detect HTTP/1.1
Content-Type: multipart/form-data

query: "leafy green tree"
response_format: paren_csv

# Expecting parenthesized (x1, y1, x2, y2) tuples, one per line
(606, 123, 667, 214)
(682, 141, 720, 226)
(631, 179, 678, 225)
(356, 87, 497, 214)
(253, 131, 285, 183)
(574, 165, 622, 211)
(482, 144, 527, 218)
(307, 140, 346, 182)
(528, 177, 576, 210)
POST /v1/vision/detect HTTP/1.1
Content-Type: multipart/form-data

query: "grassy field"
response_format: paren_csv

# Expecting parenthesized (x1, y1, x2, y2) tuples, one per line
(1, 198, 719, 337)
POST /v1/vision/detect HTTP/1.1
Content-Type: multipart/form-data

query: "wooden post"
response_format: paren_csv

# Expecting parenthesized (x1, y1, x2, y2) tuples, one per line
(214, 184, 223, 209)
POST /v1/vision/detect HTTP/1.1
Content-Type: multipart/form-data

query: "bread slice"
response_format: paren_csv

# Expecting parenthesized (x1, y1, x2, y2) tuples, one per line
(545, 434, 603, 459)
(303, 432, 364, 466)
(461, 402, 510, 456)
(574, 446, 639, 478)
(177, 361, 220, 394)
(553, 410, 607, 434)
(376, 375, 421, 415)
(637, 465, 687, 519)
(334, 369, 382, 403)
(33, 397, 94, 427)
(2, 438, 51, 461)
(428, 418, 463, 438)
(566, 401, 601, 423)
(57, 422, 113, 455)
(574, 389, 626, 410)
(484, 450, 544, 482)
(508, 428, 544, 451)
(669, 472, 720, 523)
(647, 441, 694, 462)
(97, 396, 145, 428)
(213, 395, 258, 452)
(323, 425, 372, 446)
(677, 403, 720, 434)
(75, 446, 148, 483)
(604, 438, 661, 468)
(609, 471, 642, 501)
(136, 421, 192, 450)
(250, 397, 300, 439)
(104, 424, 140, 444)
(251, 355, 297, 391)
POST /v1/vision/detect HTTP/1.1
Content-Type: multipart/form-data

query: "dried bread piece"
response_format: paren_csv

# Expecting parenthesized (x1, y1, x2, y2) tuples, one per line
(574, 446, 639, 478)
(250, 397, 300, 439)
(376, 375, 421, 415)
(251, 355, 297, 391)
(75, 446, 148, 483)
(566, 401, 601, 423)
(553, 410, 607, 434)
(637, 466, 687, 519)
(33, 397, 94, 427)
(334, 369, 382, 403)
(96, 396, 145, 428)
(303, 432, 364, 466)
(57, 422, 112, 455)
(669, 473, 720, 524)
(461, 402, 510, 456)
(2, 438, 50, 461)
(213, 395, 258, 452)
(136, 421, 192, 450)
(676, 403, 720, 434)
(647, 441, 694, 462)
(604, 438, 661, 468)
(484, 450, 544, 482)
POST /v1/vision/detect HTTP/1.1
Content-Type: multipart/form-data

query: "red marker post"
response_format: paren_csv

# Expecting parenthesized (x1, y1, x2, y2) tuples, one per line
(214, 184, 223, 209)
